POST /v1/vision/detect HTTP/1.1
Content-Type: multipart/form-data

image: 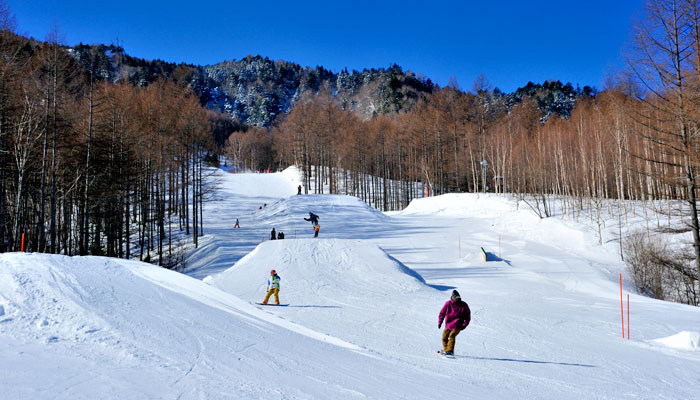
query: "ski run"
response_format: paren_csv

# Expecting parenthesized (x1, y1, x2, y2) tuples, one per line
(1, 166, 699, 399)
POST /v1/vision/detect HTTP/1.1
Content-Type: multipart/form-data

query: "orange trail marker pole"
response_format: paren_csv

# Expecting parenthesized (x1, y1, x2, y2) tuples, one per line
(620, 273, 625, 339)
(21, 233, 25, 252)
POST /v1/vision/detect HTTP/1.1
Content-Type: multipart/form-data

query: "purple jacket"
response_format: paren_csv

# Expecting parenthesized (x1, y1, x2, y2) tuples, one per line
(439, 299, 471, 330)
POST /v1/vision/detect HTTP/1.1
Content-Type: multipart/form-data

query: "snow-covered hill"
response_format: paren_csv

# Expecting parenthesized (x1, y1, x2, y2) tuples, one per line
(1, 166, 699, 399)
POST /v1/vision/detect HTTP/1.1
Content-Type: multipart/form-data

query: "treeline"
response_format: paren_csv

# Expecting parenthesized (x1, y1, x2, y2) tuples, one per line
(0, 26, 213, 268)
(226, 86, 605, 211)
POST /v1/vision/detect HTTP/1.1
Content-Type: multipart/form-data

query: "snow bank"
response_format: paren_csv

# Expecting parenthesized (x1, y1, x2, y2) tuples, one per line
(257, 192, 386, 223)
(400, 192, 595, 255)
(0, 253, 115, 345)
(651, 331, 700, 351)
(206, 238, 443, 361)
(1, 252, 447, 399)
(250, 193, 389, 244)
(218, 166, 302, 198)
(207, 238, 429, 303)
(399, 193, 515, 218)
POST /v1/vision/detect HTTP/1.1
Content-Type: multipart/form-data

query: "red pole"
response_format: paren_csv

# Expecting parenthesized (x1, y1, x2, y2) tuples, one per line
(620, 273, 625, 339)
(21, 233, 25, 252)
(627, 294, 630, 340)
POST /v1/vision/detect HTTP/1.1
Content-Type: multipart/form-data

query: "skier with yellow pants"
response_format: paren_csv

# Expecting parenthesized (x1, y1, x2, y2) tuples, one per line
(262, 269, 281, 305)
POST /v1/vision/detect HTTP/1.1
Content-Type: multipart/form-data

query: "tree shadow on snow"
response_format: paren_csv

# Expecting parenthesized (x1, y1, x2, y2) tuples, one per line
(458, 355, 596, 368)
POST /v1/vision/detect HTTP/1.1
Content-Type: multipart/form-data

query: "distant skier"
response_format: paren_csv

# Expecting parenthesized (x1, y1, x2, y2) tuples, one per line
(271, 228, 276, 240)
(438, 290, 471, 356)
(304, 212, 319, 227)
(314, 224, 319, 238)
(262, 269, 281, 305)
(277, 231, 284, 239)
(297, 185, 302, 195)
(234, 218, 240, 228)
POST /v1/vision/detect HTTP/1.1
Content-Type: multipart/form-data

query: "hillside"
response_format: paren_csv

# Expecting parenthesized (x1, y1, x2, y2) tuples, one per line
(1, 167, 699, 399)
(65, 41, 588, 127)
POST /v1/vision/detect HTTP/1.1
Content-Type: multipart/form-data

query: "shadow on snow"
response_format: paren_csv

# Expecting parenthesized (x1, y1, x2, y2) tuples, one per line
(458, 355, 596, 368)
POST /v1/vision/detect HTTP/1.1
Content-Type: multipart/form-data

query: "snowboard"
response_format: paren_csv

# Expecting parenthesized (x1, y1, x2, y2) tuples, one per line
(437, 350, 455, 359)
(255, 303, 289, 307)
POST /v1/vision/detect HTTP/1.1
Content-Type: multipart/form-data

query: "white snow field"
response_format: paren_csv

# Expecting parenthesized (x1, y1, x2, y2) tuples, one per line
(1, 166, 699, 399)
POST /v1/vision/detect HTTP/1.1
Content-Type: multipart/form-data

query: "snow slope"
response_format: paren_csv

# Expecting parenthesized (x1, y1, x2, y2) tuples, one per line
(0, 253, 456, 399)
(1, 166, 699, 399)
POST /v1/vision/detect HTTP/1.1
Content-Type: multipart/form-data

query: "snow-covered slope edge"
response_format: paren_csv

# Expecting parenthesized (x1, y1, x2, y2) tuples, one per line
(207, 238, 441, 359)
(0, 253, 460, 399)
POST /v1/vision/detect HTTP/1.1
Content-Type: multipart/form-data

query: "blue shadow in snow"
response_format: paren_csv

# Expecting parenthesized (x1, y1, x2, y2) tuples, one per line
(483, 251, 512, 266)
(286, 305, 342, 309)
(458, 355, 596, 368)
(428, 284, 457, 291)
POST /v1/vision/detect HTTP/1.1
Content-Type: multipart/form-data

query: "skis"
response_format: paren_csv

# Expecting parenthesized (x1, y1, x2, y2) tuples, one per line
(255, 303, 289, 307)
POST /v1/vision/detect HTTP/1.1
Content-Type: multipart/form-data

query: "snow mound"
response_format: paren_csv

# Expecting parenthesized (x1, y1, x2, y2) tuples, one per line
(207, 238, 429, 304)
(206, 239, 441, 356)
(651, 331, 700, 351)
(0, 253, 115, 345)
(253, 194, 389, 240)
(398, 192, 592, 254)
(399, 193, 515, 218)
(220, 166, 302, 197)
(1, 253, 420, 398)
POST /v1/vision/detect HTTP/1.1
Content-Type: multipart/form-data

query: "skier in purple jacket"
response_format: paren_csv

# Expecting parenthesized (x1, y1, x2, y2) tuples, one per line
(438, 290, 471, 356)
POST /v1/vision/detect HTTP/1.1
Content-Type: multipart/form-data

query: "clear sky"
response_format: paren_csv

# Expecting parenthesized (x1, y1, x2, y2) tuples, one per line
(7, 0, 644, 93)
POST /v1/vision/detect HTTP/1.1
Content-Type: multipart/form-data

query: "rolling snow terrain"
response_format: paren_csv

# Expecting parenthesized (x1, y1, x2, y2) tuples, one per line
(1, 166, 699, 399)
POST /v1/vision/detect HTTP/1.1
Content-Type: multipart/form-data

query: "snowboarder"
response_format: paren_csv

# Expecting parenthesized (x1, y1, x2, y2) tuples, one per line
(234, 218, 240, 228)
(314, 224, 320, 238)
(271, 228, 276, 240)
(304, 212, 319, 227)
(438, 290, 471, 356)
(262, 269, 281, 305)
(297, 185, 302, 195)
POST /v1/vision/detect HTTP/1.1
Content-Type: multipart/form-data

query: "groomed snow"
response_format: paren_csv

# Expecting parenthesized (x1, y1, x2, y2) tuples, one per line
(1, 166, 699, 399)
(651, 331, 700, 351)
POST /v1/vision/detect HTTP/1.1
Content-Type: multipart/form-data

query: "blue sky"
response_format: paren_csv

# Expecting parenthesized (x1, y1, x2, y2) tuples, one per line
(7, 0, 644, 92)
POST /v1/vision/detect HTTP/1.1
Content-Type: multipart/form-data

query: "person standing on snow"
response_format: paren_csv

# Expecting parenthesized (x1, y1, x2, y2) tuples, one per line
(270, 227, 276, 240)
(262, 269, 281, 305)
(297, 185, 302, 195)
(304, 212, 319, 227)
(234, 218, 240, 228)
(438, 290, 471, 356)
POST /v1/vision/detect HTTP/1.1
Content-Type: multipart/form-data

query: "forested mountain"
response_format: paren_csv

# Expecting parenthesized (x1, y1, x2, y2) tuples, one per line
(68, 43, 593, 128)
(68, 44, 436, 127)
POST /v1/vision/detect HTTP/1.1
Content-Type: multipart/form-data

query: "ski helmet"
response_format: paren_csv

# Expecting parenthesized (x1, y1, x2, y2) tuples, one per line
(451, 290, 461, 300)
(270, 269, 276, 275)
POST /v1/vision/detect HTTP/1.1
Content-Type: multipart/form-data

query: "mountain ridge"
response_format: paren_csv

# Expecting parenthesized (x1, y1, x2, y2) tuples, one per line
(60, 39, 595, 127)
